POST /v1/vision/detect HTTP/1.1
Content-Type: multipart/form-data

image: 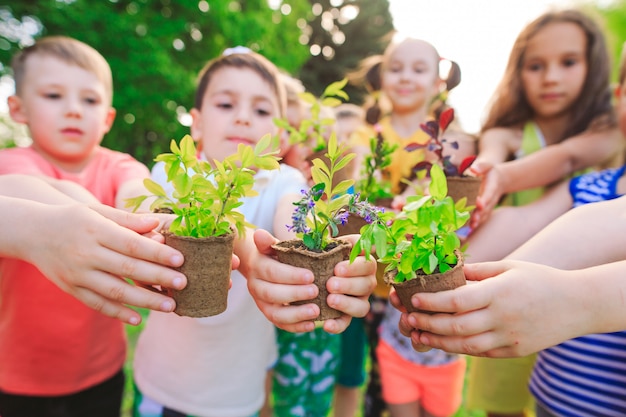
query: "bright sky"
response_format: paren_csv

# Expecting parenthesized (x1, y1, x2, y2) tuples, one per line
(387, 0, 582, 133)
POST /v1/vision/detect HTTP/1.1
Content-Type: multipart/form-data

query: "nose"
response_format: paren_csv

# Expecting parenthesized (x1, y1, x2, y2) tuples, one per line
(65, 95, 82, 118)
(544, 63, 560, 84)
(234, 105, 251, 126)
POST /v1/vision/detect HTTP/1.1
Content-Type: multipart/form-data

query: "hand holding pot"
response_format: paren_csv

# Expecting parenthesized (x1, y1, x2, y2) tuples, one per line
(245, 229, 376, 334)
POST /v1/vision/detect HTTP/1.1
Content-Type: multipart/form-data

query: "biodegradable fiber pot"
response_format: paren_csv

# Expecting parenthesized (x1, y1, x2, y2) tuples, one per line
(446, 176, 482, 207)
(386, 251, 466, 314)
(272, 239, 352, 320)
(164, 231, 235, 318)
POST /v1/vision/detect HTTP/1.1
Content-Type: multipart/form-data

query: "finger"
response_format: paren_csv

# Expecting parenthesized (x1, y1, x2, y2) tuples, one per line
(323, 314, 352, 334)
(247, 276, 318, 305)
(71, 286, 144, 325)
(74, 271, 178, 314)
(409, 281, 492, 314)
(98, 226, 185, 270)
(409, 331, 433, 353)
(91, 247, 187, 291)
(257, 303, 319, 332)
(398, 312, 413, 337)
(334, 256, 376, 278)
(417, 330, 505, 357)
(463, 261, 511, 282)
(231, 254, 241, 271)
(388, 288, 406, 312)
(91, 204, 161, 234)
(327, 294, 370, 318)
(407, 308, 495, 338)
(253, 228, 280, 255)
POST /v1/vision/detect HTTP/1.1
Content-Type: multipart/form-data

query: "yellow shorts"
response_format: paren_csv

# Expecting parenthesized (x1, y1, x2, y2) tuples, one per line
(466, 355, 536, 414)
(377, 339, 466, 417)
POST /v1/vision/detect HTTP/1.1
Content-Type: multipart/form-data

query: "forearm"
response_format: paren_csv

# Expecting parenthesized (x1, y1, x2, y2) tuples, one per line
(0, 196, 56, 259)
(0, 174, 96, 204)
(508, 197, 626, 268)
(571, 261, 626, 335)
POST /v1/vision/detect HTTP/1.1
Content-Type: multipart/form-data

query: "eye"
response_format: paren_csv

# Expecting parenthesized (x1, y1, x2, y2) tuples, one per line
(43, 92, 61, 99)
(217, 102, 233, 109)
(84, 96, 99, 105)
(563, 57, 579, 67)
(255, 107, 272, 117)
(526, 62, 543, 72)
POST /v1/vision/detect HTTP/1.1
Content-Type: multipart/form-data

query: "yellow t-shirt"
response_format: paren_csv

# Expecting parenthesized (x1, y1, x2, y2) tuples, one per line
(350, 117, 431, 194)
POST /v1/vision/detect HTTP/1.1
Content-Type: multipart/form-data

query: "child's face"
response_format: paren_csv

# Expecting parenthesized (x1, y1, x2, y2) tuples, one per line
(190, 67, 280, 162)
(521, 22, 588, 121)
(7, 55, 115, 170)
(381, 39, 441, 114)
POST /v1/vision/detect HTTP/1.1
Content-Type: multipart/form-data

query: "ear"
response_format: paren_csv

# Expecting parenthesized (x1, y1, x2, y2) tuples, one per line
(189, 108, 202, 141)
(102, 107, 116, 134)
(7, 95, 28, 124)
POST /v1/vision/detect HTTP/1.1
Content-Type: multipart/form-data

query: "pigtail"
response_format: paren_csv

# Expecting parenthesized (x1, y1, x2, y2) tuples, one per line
(431, 59, 461, 121)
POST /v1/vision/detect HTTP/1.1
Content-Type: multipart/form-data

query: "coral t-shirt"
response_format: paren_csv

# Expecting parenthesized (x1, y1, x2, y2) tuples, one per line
(0, 145, 150, 395)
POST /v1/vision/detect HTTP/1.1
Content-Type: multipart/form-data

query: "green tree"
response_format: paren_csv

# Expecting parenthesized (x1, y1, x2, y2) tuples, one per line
(297, 0, 393, 104)
(0, 0, 310, 165)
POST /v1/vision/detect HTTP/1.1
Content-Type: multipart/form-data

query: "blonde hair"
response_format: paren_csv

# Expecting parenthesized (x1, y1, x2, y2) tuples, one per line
(11, 36, 113, 103)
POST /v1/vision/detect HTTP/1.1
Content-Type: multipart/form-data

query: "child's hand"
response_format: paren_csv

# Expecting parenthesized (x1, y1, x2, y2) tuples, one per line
(32, 204, 187, 326)
(398, 261, 587, 358)
(323, 234, 377, 334)
(470, 162, 504, 228)
(247, 229, 376, 334)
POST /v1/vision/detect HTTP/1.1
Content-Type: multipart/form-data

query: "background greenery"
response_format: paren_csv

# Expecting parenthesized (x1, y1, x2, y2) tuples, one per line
(0, 0, 393, 164)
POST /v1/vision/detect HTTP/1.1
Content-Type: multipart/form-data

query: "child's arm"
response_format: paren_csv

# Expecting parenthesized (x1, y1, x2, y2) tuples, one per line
(474, 127, 622, 226)
(239, 228, 376, 334)
(392, 195, 626, 356)
(465, 179, 572, 262)
(0, 175, 186, 325)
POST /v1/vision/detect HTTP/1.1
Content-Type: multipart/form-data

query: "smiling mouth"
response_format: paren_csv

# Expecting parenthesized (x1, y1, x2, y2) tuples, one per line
(229, 137, 255, 145)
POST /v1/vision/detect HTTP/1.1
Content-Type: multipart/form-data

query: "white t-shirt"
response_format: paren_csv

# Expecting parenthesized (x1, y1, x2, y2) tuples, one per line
(133, 163, 307, 417)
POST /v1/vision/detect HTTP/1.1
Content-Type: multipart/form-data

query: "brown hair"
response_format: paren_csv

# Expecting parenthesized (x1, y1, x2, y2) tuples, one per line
(11, 36, 113, 102)
(481, 9, 616, 138)
(194, 51, 286, 117)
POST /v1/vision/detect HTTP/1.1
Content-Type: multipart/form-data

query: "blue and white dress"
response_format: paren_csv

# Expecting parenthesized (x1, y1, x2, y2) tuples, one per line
(529, 165, 626, 417)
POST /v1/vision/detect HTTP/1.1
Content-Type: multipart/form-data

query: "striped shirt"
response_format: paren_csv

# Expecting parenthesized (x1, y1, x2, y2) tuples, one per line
(529, 165, 626, 417)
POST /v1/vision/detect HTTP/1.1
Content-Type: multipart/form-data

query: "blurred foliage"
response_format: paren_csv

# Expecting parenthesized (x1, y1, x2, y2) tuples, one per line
(0, 0, 395, 165)
(0, 0, 312, 164)
(594, 0, 626, 84)
(297, 0, 393, 103)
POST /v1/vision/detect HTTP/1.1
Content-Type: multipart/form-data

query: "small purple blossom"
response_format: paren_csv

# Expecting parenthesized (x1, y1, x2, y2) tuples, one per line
(348, 193, 384, 224)
(334, 210, 350, 226)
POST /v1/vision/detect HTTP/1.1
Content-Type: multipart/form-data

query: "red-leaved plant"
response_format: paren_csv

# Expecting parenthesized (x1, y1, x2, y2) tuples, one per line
(406, 107, 476, 177)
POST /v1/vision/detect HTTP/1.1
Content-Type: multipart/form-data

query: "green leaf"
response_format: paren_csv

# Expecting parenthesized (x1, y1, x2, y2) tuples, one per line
(143, 178, 167, 197)
(429, 164, 447, 200)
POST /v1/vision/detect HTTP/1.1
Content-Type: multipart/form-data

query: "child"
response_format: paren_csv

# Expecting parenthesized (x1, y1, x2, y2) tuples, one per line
(394, 46, 626, 412)
(349, 36, 464, 417)
(0, 36, 170, 417)
(132, 49, 376, 417)
(465, 9, 622, 417)
(471, 9, 622, 226)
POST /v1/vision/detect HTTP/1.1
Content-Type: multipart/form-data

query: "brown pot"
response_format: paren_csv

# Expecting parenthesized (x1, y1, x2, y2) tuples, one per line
(446, 176, 482, 207)
(336, 213, 369, 236)
(272, 239, 352, 320)
(163, 231, 235, 318)
(386, 251, 466, 314)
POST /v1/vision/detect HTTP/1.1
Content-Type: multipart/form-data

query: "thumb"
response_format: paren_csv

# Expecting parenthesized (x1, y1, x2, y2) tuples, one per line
(91, 204, 160, 234)
(253, 228, 280, 255)
(463, 261, 513, 282)
(468, 160, 493, 177)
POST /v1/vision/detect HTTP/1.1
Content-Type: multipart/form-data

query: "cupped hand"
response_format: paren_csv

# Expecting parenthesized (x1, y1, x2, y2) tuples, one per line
(30, 204, 187, 325)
